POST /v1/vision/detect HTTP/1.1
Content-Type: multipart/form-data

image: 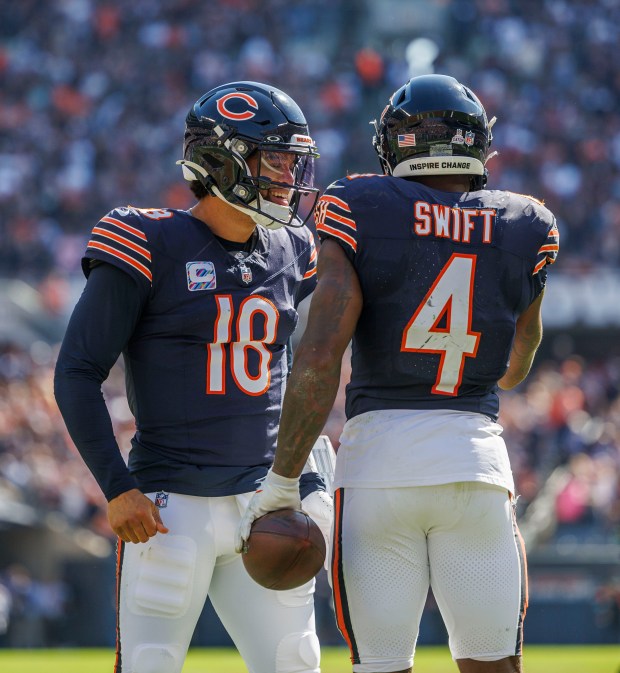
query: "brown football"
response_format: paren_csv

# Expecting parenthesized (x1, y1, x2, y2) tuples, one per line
(242, 508, 326, 590)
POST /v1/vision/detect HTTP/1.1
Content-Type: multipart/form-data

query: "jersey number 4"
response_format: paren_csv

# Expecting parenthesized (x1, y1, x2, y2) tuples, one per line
(207, 295, 279, 396)
(401, 253, 480, 395)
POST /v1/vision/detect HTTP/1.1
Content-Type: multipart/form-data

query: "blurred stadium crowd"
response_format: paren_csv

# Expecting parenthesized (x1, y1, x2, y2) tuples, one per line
(1, 0, 620, 646)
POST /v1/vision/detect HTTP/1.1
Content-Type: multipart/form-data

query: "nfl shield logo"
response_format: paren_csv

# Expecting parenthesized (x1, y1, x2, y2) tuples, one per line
(155, 491, 169, 508)
(239, 262, 252, 285)
(464, 131, 475, 146)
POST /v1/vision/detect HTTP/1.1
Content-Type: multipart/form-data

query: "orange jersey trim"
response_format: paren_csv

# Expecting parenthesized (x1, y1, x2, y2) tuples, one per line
(317, 222, 358, 253)
(87, 241, 153, 282)
(100, 216, 148, 241)
(320, 194, 352, 212)
(92, 227, 151, 261)
(322, 209, 357, 231)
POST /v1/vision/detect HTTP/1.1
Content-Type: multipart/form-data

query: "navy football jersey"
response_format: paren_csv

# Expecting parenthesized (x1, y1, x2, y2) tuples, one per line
(83, 206, 317, 494)
(315, 174, 559, 421)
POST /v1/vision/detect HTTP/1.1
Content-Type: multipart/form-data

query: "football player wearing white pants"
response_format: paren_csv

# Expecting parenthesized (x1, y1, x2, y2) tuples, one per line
(54, 81, 334, 673)
(119, 480, 332, 673)
(237, 74, 558, 673)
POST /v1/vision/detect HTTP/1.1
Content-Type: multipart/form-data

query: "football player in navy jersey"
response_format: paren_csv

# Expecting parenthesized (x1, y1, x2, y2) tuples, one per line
(54, 82, 333, 673)
(237, 75, 560, 673)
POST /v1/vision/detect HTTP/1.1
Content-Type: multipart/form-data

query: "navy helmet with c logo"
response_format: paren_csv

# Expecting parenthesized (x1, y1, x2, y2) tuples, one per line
(179, 81, 319, 229)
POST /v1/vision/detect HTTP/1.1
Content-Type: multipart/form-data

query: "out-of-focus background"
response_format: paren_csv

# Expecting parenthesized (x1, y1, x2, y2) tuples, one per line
(1, 0, 620, 651)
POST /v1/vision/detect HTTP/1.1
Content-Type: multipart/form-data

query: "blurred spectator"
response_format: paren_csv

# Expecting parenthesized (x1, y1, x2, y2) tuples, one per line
(0, 564, 68, 648)
(2, 564, 42, 648)
(1, 3, 620, 649)
(555, 453, 596, 526)
(2, 0, 620, 279)
(0, 578, 11, 647)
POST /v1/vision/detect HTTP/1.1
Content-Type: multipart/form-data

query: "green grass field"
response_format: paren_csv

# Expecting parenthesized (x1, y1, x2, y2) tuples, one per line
(0, 645, 619, 673)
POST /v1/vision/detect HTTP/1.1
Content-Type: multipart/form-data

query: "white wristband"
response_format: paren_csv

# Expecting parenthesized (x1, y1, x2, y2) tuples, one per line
(264, 468, 300, 489)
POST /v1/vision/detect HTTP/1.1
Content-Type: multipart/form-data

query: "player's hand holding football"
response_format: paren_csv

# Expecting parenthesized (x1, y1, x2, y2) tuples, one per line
(108, 488, 170, 543)
(235, 469, 301, 553)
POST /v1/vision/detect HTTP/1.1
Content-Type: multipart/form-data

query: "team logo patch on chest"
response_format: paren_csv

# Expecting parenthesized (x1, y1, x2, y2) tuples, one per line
(186, 261, 216, 291)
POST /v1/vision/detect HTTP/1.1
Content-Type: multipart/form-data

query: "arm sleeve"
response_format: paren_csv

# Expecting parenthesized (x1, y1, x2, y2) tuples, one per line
(528, 215, 560, 305)
(314, 182, 358, 264)
(54, 263, 148, 501)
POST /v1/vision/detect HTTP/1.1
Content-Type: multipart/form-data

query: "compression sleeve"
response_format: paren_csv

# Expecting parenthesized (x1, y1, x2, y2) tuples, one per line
(54, 263, 147, 501)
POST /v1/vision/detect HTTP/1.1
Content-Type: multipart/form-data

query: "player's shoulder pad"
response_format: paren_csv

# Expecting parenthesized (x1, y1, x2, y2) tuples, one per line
(109, 205, 177, 227)
(283, 218, 314, 242)
(324, 172, 384, 195)
(501, 191, 559, 271)
(272, 221, 315, 266)
(85, 206, 167, 283)
(276, 220, 315, 255)
(503, 190, 556, 233)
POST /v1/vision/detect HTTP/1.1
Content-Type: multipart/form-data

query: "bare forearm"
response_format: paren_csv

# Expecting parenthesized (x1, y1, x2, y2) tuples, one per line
(498, 315, 542, 390)
(272, 238, 362, 478)
(273, 349, 341, 477)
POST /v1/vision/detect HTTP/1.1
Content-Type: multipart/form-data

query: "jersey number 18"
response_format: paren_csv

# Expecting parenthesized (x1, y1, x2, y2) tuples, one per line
(207, 295, 279, 396)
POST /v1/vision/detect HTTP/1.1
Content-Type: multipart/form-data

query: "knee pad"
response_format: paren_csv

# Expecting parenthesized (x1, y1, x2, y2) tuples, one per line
(302, 490, 334, 564)
(275, 630, 320, 673)
(128, 535, 196, 617)
(132, 644, 184, 673)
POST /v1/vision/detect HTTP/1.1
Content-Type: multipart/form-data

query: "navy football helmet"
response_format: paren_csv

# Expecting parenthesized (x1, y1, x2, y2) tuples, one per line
(372, 74, 496, 189)
(178, 81, 319, 229)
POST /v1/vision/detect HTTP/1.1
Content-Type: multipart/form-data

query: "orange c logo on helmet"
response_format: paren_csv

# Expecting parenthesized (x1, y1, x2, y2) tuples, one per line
(216, 93, 259, 120)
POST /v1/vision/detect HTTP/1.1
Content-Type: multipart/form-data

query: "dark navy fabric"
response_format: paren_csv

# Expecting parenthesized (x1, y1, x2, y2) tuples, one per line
(55, 206, 319, 500)
(315, 175, 558, 421)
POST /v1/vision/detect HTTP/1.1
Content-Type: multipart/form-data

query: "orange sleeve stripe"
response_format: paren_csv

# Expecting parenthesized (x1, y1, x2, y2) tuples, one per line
(538, 244, 559, 253)
(320, 194, 351, 211)
(92, 227, 151, 261)
(87, 241, 153, 282)
(532, 258, 547, 274)
(303, 266, 317, 280)
(317, 223, 358, 252)
(101, 216, 148, 241)
(324, 208, 357, 230)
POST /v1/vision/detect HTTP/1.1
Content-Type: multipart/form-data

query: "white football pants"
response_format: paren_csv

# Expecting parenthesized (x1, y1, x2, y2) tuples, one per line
(330, 482, 527, 672)
(115, 490, 332, 673)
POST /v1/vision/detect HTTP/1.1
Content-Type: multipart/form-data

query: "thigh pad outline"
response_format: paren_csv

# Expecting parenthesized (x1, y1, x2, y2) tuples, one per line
(129, 535, 197, 618)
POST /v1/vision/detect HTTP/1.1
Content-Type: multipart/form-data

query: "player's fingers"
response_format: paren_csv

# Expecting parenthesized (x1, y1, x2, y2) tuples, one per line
(235, 516, 252, 553)
(116, 525, 141, 544)
(134, 523, 152, 543)
(114, 527, 127, 542)
(139, 510, 158, 538)
(152, 507, 169, 535)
